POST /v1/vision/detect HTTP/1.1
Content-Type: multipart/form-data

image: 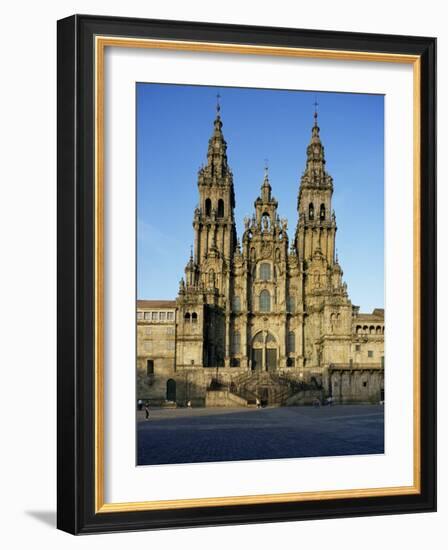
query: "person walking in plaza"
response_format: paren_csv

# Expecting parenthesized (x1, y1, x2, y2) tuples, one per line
(144, 402, 150, 420)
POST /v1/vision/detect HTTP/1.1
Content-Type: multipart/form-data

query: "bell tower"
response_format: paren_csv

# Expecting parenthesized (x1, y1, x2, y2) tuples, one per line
(177, 97, 237, 369)
(295, 107, 337, 267)
(193, 96, 237, 272)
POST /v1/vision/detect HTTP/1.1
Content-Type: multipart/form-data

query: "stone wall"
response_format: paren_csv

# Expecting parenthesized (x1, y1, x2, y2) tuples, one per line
(205, 390, 247, 407)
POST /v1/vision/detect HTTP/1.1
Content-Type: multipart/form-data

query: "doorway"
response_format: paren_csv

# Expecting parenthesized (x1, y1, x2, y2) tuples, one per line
(251, 331, 278, 371)
(166, 378, 176, 401)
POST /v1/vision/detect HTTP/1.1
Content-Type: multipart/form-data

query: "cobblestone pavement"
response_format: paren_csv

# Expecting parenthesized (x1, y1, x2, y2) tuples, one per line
(137, 405, 384, 466)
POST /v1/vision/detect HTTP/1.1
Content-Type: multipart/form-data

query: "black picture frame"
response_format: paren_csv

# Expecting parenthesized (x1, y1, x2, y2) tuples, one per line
(57, 14, 436, 534)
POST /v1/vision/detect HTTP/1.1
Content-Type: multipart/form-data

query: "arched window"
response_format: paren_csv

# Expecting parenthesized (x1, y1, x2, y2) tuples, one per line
(232, 331, 240, 354)
(287, 331, 296, 353)
(320, 203, 326, 220)
(184, 312, 191, 322)
(370, 325, 375, 334)
(259, 290, 271, 312)
(356, 325, 362, 334)
(309, 203, 314, 220)
(363, 325, 368, 333)
(259, 262, 271, 281)
(217, 199, 224, 218)
(205, 198, 211, 217)
(191, 312, 198, 324)
(287, 296, 295, 313)
(376, 326, 382, 334)
(232, 295, 241, 312)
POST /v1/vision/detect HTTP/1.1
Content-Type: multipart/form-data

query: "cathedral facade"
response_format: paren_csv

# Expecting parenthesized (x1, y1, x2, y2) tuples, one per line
(137, 104, 384, 407)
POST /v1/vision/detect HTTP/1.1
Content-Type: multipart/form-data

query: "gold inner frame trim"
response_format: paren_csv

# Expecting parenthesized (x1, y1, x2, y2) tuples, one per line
(94, 35, 421, 513)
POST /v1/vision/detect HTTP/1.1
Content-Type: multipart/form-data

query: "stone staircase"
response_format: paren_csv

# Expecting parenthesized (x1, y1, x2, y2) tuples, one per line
(228, 371, 322, 406)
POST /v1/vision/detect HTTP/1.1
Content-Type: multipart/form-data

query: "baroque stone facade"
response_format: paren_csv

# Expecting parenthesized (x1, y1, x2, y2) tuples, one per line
(137, 104, 384, 406)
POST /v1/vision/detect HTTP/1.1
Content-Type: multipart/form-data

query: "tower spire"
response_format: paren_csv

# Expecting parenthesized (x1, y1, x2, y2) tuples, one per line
(199, 94, 231, 181)
(261, 162, 272, 202)
(299, 104, 331, 187)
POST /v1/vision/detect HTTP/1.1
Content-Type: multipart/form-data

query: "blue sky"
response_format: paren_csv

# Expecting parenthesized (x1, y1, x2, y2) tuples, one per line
(137, 84, 384, 313)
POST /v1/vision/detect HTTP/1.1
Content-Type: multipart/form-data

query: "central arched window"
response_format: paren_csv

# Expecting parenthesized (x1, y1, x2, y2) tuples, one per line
(259, 262, 271, 281)
(287, 331, 296, 353)
(259, 290, 271, 312)
(217, 199, 224, 218)
(232, 295, 241, 312)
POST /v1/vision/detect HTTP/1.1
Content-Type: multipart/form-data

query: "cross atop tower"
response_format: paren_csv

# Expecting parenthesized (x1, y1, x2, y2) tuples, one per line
(216, 93, 221, 114)
(313, 99, 319, 124)
(264, 157, 269, 178)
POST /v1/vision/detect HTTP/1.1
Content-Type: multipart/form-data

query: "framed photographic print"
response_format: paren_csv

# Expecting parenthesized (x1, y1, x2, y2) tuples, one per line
(57, 15, 436, 534)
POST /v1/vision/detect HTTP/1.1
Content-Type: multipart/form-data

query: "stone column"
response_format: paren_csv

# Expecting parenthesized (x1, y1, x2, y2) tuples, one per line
(194, 223, 199, 264)
(279, 316, 286, 368)
(224, 314, 231, 368)
(221, 224, 225, 256)
(329, 227, 335, 264)
(297, 312, 304, 358)
(242, 314, 249, 370)
(263, 339, 267, 371)
(204, 225, 209, 261)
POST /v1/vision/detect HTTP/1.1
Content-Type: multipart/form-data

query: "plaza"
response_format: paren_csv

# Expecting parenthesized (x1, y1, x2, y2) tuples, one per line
(137, 404, 384, 466)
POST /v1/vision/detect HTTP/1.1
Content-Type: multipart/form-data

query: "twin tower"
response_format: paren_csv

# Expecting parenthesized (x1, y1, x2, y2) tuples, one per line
(176, 101, 351, 374)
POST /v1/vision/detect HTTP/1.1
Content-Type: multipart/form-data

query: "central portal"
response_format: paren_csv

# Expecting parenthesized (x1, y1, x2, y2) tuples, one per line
(251, 331, 277, 371)
(266, 348, 277, 371)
